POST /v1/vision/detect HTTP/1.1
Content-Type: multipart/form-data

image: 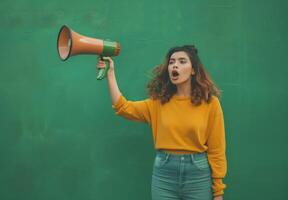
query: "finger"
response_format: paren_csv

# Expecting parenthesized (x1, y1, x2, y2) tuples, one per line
(97, 55, 106, 62)
(96, 65, 105, 69)
(103, 56, 113, 62)
(96, 62, 105, 67)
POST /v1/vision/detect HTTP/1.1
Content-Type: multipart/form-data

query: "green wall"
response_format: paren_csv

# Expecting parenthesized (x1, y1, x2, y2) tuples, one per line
(0, 0, 287, 199)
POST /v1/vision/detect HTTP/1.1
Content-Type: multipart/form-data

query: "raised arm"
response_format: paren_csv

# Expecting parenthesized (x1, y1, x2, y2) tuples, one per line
(97, 56, 121, 105)
(97, 57, 156, 124)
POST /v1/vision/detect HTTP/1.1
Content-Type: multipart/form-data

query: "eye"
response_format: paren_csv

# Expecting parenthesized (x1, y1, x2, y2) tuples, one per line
(169, 60, 174, 64)
(180, 60, 187, 64)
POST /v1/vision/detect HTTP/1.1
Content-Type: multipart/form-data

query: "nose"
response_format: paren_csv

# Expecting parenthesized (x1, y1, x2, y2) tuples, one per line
(173, 65, 178, 69)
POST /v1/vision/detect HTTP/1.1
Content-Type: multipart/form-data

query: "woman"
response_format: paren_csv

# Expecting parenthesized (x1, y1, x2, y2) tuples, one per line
(97, 45, 227, 200)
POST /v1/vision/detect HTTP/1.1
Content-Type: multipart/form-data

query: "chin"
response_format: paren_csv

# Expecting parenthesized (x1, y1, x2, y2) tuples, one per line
(170, 79, 182, 85)
(170, 77, 191, 85)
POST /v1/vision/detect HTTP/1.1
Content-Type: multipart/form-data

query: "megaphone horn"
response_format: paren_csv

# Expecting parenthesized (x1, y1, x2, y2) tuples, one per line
(57, 25, 121, 80)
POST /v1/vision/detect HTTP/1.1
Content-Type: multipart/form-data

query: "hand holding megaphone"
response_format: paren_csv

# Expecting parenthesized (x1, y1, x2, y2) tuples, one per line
(57, 25, 120, 80)
(96, 56, 114, 78)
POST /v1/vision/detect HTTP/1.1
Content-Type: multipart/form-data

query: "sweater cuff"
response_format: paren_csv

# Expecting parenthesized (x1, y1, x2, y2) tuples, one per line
(112, 95, 125, 111)
(212, 178, 226, 197)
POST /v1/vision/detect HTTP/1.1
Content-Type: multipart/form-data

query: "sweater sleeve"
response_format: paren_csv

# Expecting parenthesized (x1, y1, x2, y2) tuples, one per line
(111, 95, 154, 124)
(206, 97, 227, 197)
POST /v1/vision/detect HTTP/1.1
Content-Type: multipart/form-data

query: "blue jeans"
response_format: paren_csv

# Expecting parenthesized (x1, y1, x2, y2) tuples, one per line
(151, 150, 213, 200)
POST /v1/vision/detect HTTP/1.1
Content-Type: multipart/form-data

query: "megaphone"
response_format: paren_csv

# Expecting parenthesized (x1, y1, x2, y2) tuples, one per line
(57, 25, 121, 80)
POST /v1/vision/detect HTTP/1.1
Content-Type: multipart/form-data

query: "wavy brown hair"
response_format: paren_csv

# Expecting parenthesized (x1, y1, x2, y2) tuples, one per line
(147, 45, 221, 106)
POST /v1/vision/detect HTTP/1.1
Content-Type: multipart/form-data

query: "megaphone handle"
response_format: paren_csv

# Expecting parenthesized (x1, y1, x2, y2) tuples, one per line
(96, 56, 110, 80)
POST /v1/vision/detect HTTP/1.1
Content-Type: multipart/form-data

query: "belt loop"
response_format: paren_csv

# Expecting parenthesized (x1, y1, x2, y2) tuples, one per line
(190, 154, 195, 163)
(165, 152, 170, 161)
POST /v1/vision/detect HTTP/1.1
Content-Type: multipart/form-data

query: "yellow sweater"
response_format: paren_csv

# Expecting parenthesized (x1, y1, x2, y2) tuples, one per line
(112, 94, 227, 197)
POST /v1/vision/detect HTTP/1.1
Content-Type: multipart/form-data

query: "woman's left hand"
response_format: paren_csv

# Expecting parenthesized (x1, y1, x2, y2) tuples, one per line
(214, 196, 223, 200)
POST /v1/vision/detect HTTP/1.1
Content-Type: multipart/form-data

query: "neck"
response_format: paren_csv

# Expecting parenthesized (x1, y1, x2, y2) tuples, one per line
(175, 79, 192, 97)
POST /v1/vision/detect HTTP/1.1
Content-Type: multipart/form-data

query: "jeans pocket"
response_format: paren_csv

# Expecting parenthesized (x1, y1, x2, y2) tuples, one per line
(154, 155, 168, 168)
(193, 157, 210, 170)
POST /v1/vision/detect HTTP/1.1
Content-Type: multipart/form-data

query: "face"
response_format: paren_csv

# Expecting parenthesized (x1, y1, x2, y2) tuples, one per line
(168, 51, 195, 85)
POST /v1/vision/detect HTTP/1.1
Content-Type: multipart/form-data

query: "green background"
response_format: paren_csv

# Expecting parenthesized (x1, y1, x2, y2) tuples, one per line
(0, 0, 287, 199)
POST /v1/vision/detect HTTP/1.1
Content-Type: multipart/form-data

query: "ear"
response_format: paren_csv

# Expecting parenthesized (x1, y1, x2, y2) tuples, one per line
(191, 68, 195, 75)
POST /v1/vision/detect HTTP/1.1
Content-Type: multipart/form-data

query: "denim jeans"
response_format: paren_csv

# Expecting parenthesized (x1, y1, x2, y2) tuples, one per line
(151, 150, 213, 200)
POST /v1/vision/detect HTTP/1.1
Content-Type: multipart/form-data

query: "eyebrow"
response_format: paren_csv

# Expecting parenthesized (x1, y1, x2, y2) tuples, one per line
(169, 57, 187, 61)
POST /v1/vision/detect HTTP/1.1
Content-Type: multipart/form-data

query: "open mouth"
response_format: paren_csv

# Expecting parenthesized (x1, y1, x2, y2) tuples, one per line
(171, 70, 179, 80)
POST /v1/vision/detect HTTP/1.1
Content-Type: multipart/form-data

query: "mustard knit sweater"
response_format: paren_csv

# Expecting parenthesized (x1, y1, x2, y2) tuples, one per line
(112, 94, 227, 197)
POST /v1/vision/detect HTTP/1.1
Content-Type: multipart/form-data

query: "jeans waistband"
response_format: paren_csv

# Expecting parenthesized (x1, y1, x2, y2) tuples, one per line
(156, 150, 208, 162)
